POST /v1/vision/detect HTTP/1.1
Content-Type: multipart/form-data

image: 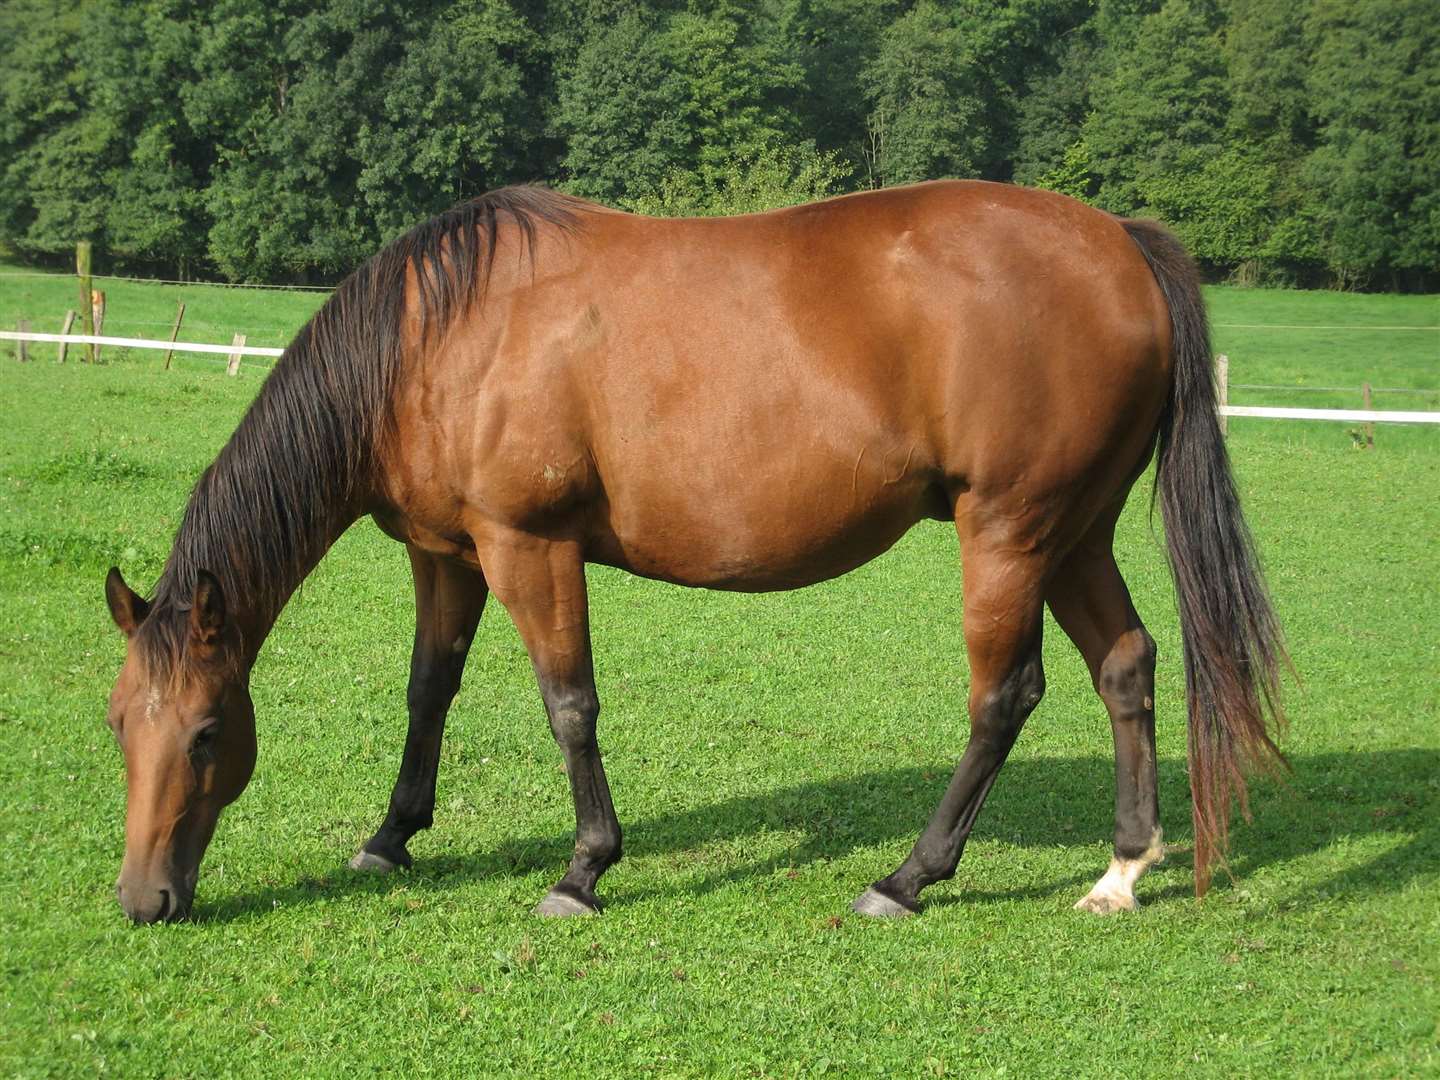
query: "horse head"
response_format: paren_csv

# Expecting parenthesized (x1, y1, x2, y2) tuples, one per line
(103, 567, 256, 922)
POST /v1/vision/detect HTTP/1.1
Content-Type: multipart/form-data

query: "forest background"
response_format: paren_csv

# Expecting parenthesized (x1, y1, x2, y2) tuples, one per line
(1, 0, 1435, 290)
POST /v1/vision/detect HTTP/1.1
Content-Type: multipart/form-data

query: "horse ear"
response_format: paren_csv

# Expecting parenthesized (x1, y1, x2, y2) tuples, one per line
(189, 570, 226, 646)
(105, 568, 149, 637)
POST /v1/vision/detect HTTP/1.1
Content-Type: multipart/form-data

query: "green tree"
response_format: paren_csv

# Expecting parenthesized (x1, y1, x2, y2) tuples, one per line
(196, 0, 389, 280)
(1084, 0, 1230, 215)
(97, 1, 210, 275)
(669, 3, 806, 191)
(785, 0, 889, 176)
(1303, 0, 1440, 285)
(1219, 0, 1320, 279)
(0, 0, 120, 260)
(622, 140, 849, 216)
(1012, 29, 1100, 187)
(1140, 145, 1279, 267)
(198, 0, 538, 281)
(861, 1, 982, 186)
(2, 0, 1435, 287)
(555, 2, 810, 207)
(354, 0, 543, 239)
(550, 7, 692, 201)
(1031, 137, 1097, 201)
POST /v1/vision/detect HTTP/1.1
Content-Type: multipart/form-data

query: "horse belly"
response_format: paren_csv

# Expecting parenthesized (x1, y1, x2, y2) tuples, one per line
(589, 444, 947, 591)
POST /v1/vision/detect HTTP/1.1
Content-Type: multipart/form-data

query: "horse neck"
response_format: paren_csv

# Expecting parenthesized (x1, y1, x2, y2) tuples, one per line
(152, 385, 378, 665)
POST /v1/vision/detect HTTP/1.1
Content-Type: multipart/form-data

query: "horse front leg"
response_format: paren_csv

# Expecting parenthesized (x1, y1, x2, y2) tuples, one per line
(352, 545, 487, 872)
(474, 528, 620, 916)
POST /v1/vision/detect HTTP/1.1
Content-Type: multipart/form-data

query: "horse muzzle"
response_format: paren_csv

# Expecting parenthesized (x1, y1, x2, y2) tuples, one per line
(116, 874, 194, 924)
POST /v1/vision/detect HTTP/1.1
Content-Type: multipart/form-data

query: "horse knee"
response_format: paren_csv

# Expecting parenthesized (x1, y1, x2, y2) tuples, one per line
(406, 676, 449, 720)
(407, 655, 464, 715)
(576, 818, 622, 867)
(545, 688, 600, 751)
(1097, 628, 1156, 718)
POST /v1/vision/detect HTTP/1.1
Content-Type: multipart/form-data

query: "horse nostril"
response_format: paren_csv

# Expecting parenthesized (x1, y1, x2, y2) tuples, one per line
(156, 889, 172, 921)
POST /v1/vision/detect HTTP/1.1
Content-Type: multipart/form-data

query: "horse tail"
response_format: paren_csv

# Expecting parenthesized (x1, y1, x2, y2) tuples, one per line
(1120, 218, 1289, 897)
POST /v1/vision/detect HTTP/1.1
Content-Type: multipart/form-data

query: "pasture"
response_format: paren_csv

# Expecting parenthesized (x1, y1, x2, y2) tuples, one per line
(1, 271, 1437, 1076)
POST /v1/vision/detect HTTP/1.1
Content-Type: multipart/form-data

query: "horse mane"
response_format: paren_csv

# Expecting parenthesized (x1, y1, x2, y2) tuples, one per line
(136, 186, 587, 676)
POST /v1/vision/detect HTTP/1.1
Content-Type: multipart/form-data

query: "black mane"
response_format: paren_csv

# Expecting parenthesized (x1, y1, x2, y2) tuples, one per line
(137, 186, 586, 673)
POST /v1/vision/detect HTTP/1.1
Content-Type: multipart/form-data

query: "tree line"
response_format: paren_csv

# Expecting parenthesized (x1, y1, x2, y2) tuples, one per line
(1, 0, 1434, 289)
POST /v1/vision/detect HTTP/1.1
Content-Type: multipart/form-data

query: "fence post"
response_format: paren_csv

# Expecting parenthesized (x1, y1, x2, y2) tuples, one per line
(91, 289, 106, 363)
(1362, 382, 1374, 449)
(57, 310, 76, 363)
(1216, 353, 1229, 436)
(76, 241, 94, 363)
(226, 333, 246, 376)
(16, 320, 30, 362)
(163, 301, 186, 370)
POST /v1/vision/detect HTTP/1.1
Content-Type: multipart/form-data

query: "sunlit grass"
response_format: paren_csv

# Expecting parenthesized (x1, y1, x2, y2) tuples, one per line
(0, 283, 1436, 1076)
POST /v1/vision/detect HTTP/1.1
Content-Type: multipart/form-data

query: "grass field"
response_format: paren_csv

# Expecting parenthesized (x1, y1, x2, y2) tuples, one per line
(1, 269, 1437, 1077)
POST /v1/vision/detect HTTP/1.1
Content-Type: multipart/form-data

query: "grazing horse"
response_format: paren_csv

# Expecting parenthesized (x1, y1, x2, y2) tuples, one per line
(103, 181, 1285, 924)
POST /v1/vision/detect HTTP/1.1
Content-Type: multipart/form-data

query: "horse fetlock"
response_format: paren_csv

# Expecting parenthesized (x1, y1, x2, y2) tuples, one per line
(1075, 833, 1163, 915)
(574, 832, 621, 870)
(1116, 826, 1165, 866)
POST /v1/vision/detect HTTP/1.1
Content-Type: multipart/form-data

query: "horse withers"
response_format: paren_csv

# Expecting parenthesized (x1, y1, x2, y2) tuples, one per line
(103, 181, 1285, 923)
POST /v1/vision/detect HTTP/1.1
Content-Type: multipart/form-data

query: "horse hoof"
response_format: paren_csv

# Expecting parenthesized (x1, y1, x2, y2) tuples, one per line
(1073, 890, 1138, 915)
(850, 887, 916, 919)
(349, 850, 400, 873)
(533, 889, 601, 917)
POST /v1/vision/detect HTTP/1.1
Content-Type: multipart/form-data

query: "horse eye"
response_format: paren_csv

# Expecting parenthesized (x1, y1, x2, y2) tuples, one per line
(190, 720, 220, 759)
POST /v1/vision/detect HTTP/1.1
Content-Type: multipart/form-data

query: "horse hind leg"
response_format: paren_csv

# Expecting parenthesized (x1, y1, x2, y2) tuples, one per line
(853, 539, 1049, 917)
(352, 546, 488, 872)
(1046, 537, 1164, 914)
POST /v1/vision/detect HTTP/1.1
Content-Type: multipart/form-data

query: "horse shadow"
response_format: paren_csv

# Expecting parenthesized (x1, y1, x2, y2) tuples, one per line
(200, 748, 1439, 921)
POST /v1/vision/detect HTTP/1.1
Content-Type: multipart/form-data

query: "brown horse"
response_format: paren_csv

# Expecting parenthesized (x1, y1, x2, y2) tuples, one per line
(103, 181, 1285, 924)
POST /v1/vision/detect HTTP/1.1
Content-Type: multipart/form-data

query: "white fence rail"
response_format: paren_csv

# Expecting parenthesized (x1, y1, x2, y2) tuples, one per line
(1221, 405, 1440, 424)
(0, 330, 282, 357)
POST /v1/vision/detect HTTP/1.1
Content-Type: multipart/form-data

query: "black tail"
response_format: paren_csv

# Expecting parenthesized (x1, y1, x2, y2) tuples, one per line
(1121, 218, 1289, 897)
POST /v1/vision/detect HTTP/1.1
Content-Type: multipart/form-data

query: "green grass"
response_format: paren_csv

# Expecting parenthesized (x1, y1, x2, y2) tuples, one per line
(0, 279, 1437, 1077)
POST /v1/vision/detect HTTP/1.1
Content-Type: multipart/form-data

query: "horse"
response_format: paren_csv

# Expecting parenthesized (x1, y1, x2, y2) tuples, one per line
(103, 180, 1286, 924)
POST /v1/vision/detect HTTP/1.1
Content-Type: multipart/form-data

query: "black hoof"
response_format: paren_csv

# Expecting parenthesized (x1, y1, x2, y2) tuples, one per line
(850, 886, 917, 919)
(533, 886, 602, 917)
(350, 838, 412, 873)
